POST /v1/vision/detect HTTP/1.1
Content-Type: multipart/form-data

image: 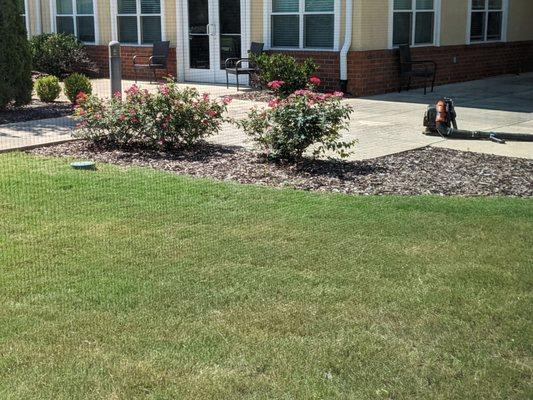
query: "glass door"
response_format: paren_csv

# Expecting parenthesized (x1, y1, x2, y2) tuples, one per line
(184, 0, 244, 84)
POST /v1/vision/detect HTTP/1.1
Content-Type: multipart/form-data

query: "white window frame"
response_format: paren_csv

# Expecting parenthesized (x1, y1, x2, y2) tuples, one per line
(50, 0, 99, 44)
(113, 0, 166, 46)
(263, 0, 341, 51)
(22, 0, 31, 36)
(388, 0, 441, 49)
(466, 0, 508, 44)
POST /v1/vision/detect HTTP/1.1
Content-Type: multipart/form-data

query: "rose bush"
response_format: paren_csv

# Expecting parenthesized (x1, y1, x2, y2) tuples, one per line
(239, 78, 355, 161)
(74, 81, 231, 148)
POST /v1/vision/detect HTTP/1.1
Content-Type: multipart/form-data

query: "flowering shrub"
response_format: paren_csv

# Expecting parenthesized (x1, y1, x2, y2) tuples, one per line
(239, 78, 355, 161)
(250, 53, 317, 96)
(74, 81, 230, 149)
(64, 73, 92, 104)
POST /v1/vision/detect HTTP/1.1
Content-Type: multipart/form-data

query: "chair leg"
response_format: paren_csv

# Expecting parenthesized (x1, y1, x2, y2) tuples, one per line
(431, 73, 436, 92)
(134, 69, 137, 84)
(226, 71, 229, 89)
(236, 74, 239, 91)
(407, 76, 411, 91)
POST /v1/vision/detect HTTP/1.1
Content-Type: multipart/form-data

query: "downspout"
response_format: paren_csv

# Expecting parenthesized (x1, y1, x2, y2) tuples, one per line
(339, 0, 353, 93)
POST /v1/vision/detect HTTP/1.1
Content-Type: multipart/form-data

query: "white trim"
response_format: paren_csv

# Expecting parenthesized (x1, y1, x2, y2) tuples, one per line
(110, 0, 117, 41)
(388, 0, 441, 49)
(466, 0, 508, 45)
(340, 0, 352, 81)
(114, 0, 165, 45)
(36, 0, 43, 34)
(51, 0, 97, 44)
(264, 0, 341, 51)
(23, 0, 31, 36)
(175, 0, 185, 80)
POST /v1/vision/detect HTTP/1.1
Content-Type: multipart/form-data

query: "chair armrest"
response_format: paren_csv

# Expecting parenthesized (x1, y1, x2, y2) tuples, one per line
(235, 58, 251, 68)
(225, 58, 241, 69)
(133, 54, 152, 65)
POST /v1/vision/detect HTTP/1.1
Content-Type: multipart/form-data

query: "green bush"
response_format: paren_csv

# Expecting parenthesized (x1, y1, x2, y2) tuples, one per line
(239, 88, 354, 161)
(74, 82, 231, 148)
(30, 33, 97, 78)
(63, 73, 92, 104)
(0, 0, 33, 108)
(250, 53, 317, 95)
(34, 75, 61, 102)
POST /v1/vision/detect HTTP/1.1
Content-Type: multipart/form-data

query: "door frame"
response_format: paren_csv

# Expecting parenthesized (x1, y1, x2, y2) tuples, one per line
(176, 0, 251, 84)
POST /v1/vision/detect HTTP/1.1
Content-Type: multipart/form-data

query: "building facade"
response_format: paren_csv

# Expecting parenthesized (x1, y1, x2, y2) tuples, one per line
(21, 0, 533, 95)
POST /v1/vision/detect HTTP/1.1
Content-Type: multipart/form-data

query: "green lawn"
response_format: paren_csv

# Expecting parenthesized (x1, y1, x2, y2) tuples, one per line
(0, 152, 531, 399)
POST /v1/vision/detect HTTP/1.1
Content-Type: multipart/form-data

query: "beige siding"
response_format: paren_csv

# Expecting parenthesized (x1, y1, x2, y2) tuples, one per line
(25, 0, 533, 51)
(352, 0, 388, 51)
(508, 0, 533, 42)
(440, 0, 468, 46)
(97, 0, 111, 44)
(250, 0, 263, 43)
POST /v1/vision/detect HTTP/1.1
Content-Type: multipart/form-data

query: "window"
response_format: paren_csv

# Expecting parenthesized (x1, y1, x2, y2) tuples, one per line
(469, 0, 506, 42)
(117, 0, 162, 45)
(270, 0, 336, 49)
(56, 0, 95, 43)
(392, 0, 438, 47)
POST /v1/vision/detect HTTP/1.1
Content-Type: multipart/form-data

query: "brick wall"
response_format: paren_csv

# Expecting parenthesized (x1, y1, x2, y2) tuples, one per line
(84, 41, 533, 96)
(346, 41, 533, 96)
(85, 45, 177, 81)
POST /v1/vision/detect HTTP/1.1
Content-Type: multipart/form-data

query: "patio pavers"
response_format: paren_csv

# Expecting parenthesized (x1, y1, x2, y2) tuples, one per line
(1, 74, 532, 160)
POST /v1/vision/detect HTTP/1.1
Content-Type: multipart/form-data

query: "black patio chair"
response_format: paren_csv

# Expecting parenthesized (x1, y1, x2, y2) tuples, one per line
(225, 42, 264, 91)
(398, 44, 437, 95)
(133, 41, 170, 84)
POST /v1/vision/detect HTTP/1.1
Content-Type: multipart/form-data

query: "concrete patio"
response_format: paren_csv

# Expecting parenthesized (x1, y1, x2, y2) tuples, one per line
(1, 73, 532, 159)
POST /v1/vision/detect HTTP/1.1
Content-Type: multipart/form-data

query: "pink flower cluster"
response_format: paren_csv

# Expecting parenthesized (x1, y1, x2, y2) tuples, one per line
(267, 80, 285, 90)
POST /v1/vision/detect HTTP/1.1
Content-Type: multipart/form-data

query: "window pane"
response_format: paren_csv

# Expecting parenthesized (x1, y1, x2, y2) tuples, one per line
(272, 15, 299, 47)
(118, 16, 138, 43)
(488, 0, 502, 9)
(470, 11, 485, 41)
(272, 0, 298, 13)
(56, 0, 73, 15)
(56, 16, 75, 34)
(487, 11, 502, 40)
(416, 0, 433, 10)
(305, 14, 333, 48)
(76, 0, 93, 14)
(118, 0, 136, 14)
(141, 0, 160, 14)
(472, 0, 486, 10)
(77, 16, 95, 41)
(394, 0, 412, 10)
(393, 12, 411, 46)
(141, 16, 161, 44)
(305, 0, 334, 12)
(220, 35, 241, 69)
(219, 0, 241, 34)
(414, 12, 433, 44)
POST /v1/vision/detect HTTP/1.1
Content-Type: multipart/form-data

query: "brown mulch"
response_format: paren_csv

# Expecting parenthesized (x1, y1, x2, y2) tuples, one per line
(0, 100, 72, 125)
(28, 140, 533, 197)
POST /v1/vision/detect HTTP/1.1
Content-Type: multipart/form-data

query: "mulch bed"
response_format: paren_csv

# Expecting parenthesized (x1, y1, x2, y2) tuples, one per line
(0, 100, 72, 125)
(28, 140, 533, 197)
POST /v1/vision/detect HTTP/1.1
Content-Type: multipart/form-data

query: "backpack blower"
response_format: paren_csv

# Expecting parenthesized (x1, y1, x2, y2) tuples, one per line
(423, 98, 533, 143)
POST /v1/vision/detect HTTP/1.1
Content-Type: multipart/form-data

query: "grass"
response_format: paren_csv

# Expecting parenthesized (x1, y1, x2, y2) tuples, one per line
(0, 152, 531, 399)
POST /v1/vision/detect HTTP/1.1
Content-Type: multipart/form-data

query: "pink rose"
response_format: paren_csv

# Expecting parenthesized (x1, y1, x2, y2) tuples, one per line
(222, 96, 232, 105)
(268, 98, 281, 108)
(332, 91, 344, 98)
(309, 76, 321, 86)
(267, 80, 285, 90)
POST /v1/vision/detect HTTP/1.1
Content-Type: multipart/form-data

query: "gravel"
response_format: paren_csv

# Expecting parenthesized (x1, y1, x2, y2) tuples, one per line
(28, 140, 533, 197)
